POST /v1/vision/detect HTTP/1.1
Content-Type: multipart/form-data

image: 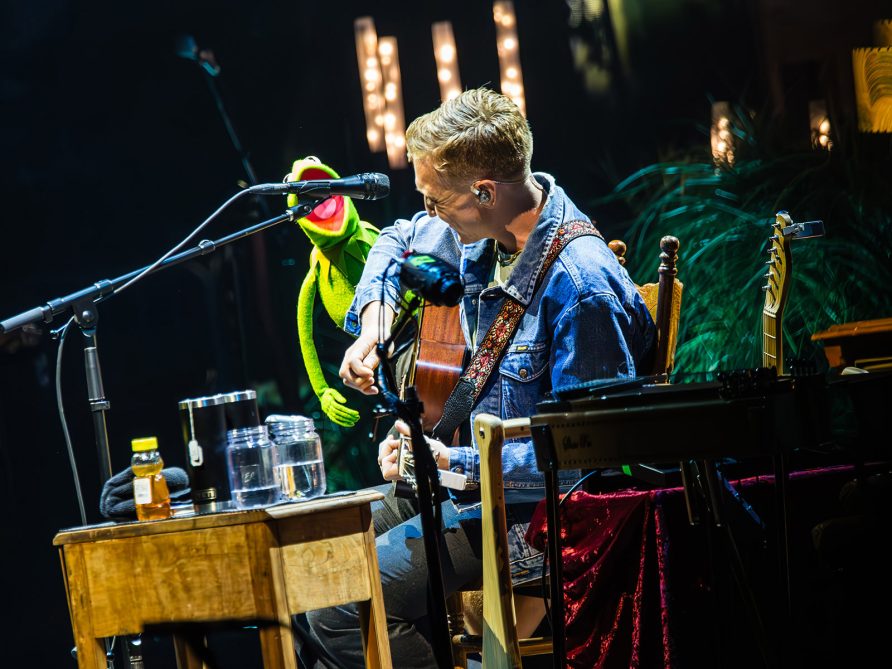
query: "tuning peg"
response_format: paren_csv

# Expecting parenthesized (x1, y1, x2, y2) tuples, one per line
(762, 285, 770, 291)
(770, 234, 779, 242)
(770, 247, 779, 256)
(763, 272, 772, 279)
(765, 258, 776, 265)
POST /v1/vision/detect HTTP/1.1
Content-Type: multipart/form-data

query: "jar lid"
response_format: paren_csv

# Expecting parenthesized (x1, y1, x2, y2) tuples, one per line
(131, 436, 158, 452)
(227, 424, 268, 439)
(265, 414, 315, 438)
(178, 389, 257, 410)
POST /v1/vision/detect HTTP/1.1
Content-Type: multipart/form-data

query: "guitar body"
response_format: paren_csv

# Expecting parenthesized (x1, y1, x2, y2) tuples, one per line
(410, 303, 466, 439)
(395, 302, 465, 484)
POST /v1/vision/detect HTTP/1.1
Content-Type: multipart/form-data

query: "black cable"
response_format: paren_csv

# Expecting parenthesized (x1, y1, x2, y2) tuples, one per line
(114, 188, 257, 296)
(53, 317, 88, 526)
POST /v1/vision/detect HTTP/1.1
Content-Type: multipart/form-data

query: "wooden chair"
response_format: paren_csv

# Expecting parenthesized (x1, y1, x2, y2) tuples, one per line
(447, 236, 684, 667)
(609, 235, 683, 376)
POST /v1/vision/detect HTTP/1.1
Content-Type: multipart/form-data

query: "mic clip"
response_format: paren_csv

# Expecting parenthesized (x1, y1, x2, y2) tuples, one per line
(287, 199, 327, 221)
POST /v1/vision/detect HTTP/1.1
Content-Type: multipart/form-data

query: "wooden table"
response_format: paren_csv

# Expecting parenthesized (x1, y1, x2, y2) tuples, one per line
(53, 489, 391, 668)
(811, 316, 892, 370)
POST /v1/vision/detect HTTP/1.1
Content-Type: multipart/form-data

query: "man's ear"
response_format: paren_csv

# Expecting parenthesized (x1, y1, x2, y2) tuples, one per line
(472, 181, 495, 206)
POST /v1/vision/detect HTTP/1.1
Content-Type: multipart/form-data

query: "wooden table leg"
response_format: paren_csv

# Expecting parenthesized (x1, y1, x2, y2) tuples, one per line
(259, 624, 298, 669)
(72, 638, 107, 669)
(358, 511, 392, 669)
(63, 547, 107, 669)
(246, 521, 299, 669)
(173, 631, 208, 669)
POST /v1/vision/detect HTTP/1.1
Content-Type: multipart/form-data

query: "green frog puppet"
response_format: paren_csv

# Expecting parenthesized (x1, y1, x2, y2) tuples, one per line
(286, 156, 380, 427)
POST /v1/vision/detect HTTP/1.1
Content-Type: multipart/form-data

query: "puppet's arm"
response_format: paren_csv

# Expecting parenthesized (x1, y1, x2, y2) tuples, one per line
(297, 257, 360, 427)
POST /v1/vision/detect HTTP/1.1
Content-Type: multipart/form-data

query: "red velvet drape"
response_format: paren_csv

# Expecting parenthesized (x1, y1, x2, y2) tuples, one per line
(525, 465, 885, 668)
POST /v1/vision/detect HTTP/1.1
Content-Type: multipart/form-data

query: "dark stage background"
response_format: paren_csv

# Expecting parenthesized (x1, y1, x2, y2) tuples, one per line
(1, 0, 887, 666)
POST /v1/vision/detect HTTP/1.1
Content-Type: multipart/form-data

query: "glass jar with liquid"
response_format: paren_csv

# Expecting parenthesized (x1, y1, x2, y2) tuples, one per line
(265, 415, 326, 501)
(225, 425, 281, 509)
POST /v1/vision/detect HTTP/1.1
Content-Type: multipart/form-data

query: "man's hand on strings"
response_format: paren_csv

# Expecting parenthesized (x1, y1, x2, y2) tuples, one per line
(377, 425, 403, 481)
(378, 421, 451, 482)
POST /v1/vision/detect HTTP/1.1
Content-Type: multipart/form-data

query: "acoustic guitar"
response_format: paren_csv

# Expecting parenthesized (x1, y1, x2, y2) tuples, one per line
(396, 302, 466, 485)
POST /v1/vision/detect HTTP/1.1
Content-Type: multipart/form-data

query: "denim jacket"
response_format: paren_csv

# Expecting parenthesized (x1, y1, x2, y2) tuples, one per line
(345, 174, 655, 578)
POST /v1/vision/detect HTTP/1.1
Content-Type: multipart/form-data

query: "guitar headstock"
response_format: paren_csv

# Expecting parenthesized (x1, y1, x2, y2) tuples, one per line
(763, 212, 793, 319)
(762, 212, 794, 370)
(761, 212, 825, 371)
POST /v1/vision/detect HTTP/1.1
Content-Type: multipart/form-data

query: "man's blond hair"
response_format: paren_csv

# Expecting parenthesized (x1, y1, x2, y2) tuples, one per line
(405, 87, 532, 184)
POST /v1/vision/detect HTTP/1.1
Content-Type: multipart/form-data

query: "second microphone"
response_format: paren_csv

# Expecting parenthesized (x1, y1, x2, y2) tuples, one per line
(249, 172, 390, 200)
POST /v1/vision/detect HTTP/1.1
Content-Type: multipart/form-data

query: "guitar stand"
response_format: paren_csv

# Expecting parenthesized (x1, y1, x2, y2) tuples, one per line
(691, 459, 778, 667)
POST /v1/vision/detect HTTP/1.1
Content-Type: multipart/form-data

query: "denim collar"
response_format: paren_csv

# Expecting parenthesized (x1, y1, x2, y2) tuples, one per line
(460, 172, 587, 305)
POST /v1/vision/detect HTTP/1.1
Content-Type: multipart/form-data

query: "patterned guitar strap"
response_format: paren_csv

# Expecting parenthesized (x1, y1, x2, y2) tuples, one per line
(431, 219, 603, 444)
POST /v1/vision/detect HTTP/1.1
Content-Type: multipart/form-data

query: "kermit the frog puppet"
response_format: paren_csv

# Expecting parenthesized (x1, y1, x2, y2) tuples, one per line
(286, 156, 380, 427)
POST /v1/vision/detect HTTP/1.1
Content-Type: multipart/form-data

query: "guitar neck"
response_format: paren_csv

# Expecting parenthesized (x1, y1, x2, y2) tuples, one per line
(762, 310, 782, 372)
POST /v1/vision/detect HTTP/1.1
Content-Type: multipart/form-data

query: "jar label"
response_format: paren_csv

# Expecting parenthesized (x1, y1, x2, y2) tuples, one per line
(134, 477, 153, 505)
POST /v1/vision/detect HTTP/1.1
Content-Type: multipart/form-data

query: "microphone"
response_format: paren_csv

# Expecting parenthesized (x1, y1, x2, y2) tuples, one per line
(175, 35, 221, 77)
(248, 173, 390, 200)
(399, 252, 463, 307)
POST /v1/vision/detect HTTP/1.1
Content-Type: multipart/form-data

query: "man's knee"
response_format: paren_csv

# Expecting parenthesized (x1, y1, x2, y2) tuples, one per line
(306, 604, 358, 640)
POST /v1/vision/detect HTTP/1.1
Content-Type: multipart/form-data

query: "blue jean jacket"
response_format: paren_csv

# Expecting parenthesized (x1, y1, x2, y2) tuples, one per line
(345, 174, 655, 575)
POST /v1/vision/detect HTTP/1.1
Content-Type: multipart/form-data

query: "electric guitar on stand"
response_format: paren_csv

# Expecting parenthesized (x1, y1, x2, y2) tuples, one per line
(762, 211, 825, 372)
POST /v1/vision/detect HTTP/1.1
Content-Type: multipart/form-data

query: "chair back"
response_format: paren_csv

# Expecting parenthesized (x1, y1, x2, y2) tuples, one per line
(476, 414, 532, 668)
(609, 236, 683, 375)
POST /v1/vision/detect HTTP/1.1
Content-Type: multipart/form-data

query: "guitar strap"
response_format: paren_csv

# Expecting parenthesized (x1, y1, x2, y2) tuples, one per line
(431, 219, 603, 443)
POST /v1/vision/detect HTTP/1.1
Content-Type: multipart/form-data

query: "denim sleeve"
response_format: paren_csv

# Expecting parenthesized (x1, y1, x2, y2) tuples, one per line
(447, 445, 479, 482)
(550, 292, 636, 383)
(343, 215, 418, 336)
(498, 293, 636, 483)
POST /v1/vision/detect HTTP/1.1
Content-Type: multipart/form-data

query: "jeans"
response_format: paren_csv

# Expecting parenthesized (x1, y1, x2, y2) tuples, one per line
(299, 484, 483, 668)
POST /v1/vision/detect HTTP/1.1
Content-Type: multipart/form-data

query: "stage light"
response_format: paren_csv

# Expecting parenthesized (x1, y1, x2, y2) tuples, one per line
(354, 17, 385, 152)
(710, 102, 735, 166)
(809, 100, 833, 150)
(378, 36, 408, 169)
(493, 1, 526, 116)
(432, 22, 462, 103)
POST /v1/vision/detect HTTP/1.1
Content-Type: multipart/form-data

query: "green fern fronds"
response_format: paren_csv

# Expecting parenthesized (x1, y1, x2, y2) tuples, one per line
(600, 135, 892, 375)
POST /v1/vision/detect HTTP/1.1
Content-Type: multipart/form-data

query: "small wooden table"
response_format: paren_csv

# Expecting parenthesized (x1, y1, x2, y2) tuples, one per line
(54, 489, 391, 668)
(811, 316, 892, 370)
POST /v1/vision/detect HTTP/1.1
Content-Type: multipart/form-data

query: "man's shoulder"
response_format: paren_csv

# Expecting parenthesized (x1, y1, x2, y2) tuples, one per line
(558, 232, 614, 268)
(550, 236, 635, 298)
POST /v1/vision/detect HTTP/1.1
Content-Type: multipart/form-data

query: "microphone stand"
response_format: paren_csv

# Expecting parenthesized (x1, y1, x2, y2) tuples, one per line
(375, 304, 454, 669)
(2, 203, 313, 337)
(2, 201, 318, 493)
(3, 200, 316, 669)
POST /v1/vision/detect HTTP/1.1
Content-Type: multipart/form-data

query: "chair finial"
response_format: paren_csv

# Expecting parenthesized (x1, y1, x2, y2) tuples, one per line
(659, 236, 680, 276)
(608, 239, 627, 266)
